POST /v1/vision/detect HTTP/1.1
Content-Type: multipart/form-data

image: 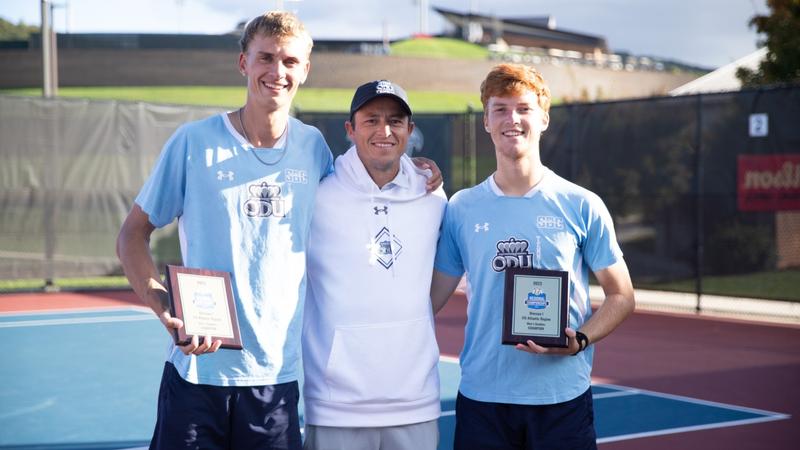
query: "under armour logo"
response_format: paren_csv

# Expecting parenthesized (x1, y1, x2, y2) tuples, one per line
(374, 206, 389, 215)
(475, 222, 489, 232)
(217, 170, 234, 181)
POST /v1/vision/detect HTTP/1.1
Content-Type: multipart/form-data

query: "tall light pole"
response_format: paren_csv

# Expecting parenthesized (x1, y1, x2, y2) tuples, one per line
(49, 2, 60, 94)
(411, 0, 429, 35)
(41, 0, 57, 98)
(418, 0, 429, 35)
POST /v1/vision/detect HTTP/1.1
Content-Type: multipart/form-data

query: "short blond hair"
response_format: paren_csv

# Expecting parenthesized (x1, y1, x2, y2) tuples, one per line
(480, 63, 551, 113)
(239, 11, 313, 55)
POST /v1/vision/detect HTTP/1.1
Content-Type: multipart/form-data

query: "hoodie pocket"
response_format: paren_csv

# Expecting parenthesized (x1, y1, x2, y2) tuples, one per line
(324, 316, 439, 404)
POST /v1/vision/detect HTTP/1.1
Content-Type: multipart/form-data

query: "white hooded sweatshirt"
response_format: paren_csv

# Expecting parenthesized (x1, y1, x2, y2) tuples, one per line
(302, 146, 447, 427)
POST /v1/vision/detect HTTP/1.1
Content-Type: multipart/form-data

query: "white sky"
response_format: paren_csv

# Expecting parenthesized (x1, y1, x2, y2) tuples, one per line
(2, 0, 769, 69)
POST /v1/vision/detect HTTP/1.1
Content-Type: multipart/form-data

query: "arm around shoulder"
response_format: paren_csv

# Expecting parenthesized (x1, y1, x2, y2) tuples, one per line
(411, 156, 443, 193)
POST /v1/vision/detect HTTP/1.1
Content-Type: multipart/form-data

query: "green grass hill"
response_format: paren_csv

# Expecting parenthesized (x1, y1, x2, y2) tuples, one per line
(390, 37, 489, 60)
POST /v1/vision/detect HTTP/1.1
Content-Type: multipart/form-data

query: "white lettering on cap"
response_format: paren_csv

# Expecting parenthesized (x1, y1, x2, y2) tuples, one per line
(376, 81, 395, 94)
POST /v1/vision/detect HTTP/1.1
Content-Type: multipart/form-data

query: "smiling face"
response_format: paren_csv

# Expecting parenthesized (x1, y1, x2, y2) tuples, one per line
(239, 33, 310, 113)
(346, 96, 414, 187)
(484, 91, 549, 160)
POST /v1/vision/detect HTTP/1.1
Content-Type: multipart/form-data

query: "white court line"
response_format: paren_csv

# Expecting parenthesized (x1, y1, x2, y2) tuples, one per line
(439, 354, 459, 364)
(0, 398, 56, 420)
(595, 415, 791, 444)
(592, 389, 641, 400)
(596, 383, 791, 418)
(437, 387, 642, 418)
(0, 314, 156, 328)
(0, 250, 118, 264)
(0, 305, 151, 317)
(593, 382, 791, 443)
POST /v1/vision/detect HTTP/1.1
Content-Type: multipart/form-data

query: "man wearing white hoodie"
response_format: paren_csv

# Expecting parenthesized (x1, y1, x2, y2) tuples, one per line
(302, 80, 447, 450)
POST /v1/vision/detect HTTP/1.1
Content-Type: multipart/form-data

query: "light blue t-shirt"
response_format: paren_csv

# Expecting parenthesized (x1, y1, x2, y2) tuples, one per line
(136, 113, 333, 386)
(434, 168, 623, 405)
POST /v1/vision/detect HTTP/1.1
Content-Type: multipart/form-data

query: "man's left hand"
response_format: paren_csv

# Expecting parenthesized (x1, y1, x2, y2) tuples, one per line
(515, 327, 582, 356)
(411, 156, 443, 193)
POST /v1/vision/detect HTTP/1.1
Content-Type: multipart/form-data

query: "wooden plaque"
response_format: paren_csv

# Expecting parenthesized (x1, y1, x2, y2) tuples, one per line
(502, 267, 569, 348)
(164, 265, 243, 350)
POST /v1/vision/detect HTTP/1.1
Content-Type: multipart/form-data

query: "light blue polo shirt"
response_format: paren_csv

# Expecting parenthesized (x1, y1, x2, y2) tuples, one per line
(136, 113, 333, 386)
(434, 168, 622, 404)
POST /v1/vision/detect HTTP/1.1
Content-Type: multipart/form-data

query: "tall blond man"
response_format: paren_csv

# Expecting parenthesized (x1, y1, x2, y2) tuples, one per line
(117, 12, 330, 450)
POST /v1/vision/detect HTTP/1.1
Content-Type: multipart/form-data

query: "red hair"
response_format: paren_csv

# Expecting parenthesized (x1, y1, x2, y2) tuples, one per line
(480, 64, 551, 113)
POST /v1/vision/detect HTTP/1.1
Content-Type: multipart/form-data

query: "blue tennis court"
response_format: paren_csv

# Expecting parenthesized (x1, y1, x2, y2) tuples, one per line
(0, 307, 789, 449)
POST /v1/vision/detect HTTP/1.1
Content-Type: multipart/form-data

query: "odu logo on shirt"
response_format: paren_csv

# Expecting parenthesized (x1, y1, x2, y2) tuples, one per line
(492, 237, 534, 272)
(244, 182, 286, 218)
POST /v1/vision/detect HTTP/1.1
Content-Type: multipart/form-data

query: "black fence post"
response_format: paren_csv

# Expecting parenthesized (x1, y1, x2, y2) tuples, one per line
(43, 98, 59, 292)
(569, 104, 578, 180)
(694, 94, 704, 313)
(465, 106, 476, 189)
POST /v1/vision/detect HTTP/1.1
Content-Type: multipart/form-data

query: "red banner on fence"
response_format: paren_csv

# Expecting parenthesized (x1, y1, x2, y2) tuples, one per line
(737, 154, 800, 211)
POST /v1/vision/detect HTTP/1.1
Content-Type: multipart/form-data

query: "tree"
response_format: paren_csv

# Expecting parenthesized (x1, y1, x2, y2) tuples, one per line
(736, 0, 800, 87)
(0, 17, 38, 41)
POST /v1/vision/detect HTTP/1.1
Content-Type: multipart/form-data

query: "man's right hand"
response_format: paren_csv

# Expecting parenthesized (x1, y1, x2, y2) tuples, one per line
(179, 334, 224, 355)
(118, 204, 223, 356)
(158, 309, 223, 355)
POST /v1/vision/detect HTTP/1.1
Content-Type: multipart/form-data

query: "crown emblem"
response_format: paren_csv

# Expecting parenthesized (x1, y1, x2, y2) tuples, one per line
(491, 237, 534, 272)
(496, 237, 529, 254)
(249, 182, 281, 199)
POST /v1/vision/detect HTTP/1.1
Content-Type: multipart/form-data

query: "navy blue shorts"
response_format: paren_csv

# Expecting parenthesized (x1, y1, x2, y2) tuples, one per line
(454, 388, 597, 450)
(149, 362, 301, 450)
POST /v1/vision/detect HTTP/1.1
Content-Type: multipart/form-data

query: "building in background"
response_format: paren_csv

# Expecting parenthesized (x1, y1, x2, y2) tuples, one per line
(433, 6, 607, 54)
(670, 48, 767, 95)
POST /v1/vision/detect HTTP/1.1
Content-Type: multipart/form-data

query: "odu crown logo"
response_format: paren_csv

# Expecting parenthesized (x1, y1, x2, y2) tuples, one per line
(244, 182, 286, 218)
(491, 237, 534, 272)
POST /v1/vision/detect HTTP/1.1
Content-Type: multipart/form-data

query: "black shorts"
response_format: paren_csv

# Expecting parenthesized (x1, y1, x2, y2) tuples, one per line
(454, 388, 597, 450)
(149, 362, 301, 450)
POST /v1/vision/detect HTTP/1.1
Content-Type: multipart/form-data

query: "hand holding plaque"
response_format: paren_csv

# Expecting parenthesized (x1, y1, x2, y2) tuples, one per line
(165, 265, 243, 350)
(502, 267, 569, 348)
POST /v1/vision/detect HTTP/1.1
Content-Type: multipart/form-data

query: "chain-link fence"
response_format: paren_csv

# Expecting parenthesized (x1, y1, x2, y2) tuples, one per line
(299, 87, 799, 303)
(536, 88, 800, 303)
(2, 85, 798, 301)
(0, 96, 223, 283)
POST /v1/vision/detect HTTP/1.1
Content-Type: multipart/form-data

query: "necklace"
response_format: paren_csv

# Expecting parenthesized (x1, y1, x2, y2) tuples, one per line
(238, 107, 253, 145)
(237, 107, 288, 166)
